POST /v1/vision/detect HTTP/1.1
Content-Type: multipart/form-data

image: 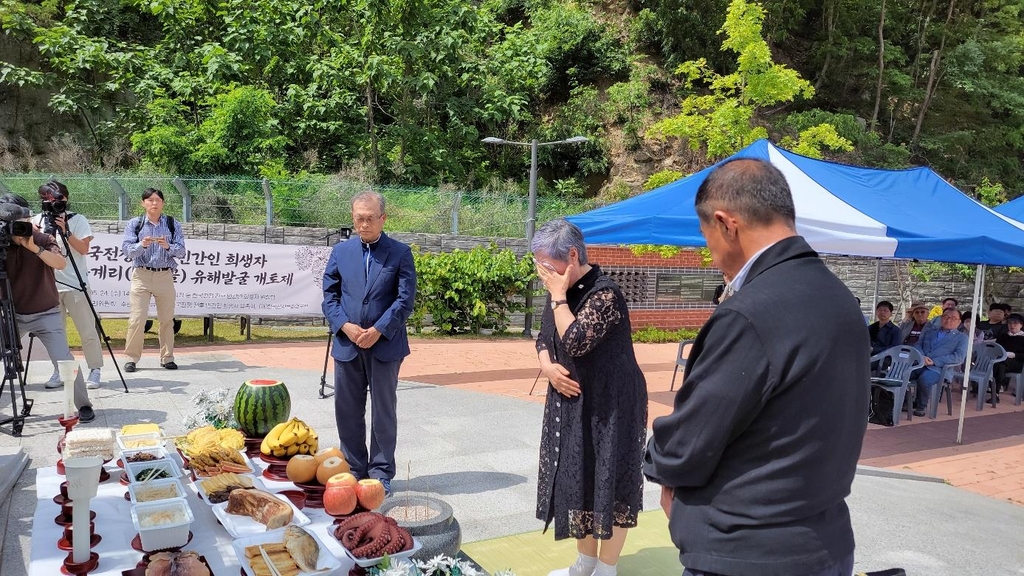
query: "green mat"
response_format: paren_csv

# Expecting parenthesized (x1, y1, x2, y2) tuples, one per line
(462, 510, 681, 576)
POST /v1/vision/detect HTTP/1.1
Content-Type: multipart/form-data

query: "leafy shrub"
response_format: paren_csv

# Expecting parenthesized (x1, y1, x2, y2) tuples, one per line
(411, 245, 536, 334)
(632, 326, 700, 343)
(643, 170, 683, 191)
(528, 4, 629, 98)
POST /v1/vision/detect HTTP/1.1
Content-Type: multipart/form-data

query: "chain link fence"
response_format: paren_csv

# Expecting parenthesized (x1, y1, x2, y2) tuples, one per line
(0, 173, 598, 237)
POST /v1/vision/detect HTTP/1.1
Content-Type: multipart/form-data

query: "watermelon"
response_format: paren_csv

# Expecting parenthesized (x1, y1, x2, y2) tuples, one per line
(234, 379, 291, 437)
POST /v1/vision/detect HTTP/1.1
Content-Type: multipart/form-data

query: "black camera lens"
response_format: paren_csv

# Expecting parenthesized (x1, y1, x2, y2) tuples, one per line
(10, 221, 33, 237)
(42, 200, 67, 214)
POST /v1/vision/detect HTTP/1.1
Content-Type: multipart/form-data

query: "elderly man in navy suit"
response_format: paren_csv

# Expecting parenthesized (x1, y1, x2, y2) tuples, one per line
(322, 191, 417, 496)
(912, 308, 967, 417)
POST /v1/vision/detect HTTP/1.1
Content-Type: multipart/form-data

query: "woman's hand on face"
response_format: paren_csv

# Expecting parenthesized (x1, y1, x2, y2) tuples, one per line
(543, 362, 581, 397)
(535, 260, 573, 299)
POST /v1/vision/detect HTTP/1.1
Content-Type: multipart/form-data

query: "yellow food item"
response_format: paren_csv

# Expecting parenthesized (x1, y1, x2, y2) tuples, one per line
(179, 426, 245, 457)
(120, 423, 161, 436)
(199, 473, 254, 495)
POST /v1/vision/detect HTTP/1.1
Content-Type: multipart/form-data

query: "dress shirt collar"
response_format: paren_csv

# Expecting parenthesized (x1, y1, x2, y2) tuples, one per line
(726, 241, 780, 294)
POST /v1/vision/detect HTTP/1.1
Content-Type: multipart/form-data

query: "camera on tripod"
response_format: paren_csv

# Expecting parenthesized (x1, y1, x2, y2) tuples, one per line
(40, 190, 68, 237)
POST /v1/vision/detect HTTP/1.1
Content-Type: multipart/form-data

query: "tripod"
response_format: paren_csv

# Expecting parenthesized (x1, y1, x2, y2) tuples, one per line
(0, 265, 34, 436)
(27, 215, 129, 393)
(318, 226, 352, 400)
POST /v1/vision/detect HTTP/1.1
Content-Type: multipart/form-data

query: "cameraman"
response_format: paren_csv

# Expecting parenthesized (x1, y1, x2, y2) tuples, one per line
(33, 181, 104, 389)
(1, 194, 95, 422)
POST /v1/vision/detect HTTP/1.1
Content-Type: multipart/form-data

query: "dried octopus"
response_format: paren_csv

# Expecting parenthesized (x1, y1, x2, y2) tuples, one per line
(333, 511, 413, 558)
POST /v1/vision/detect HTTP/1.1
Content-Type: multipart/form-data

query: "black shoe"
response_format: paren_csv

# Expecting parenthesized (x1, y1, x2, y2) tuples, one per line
(161, 361, 178, 370)
(78, 406, 95, 423)
(124, 362, 136, 373)
(913, 408, 926, 417)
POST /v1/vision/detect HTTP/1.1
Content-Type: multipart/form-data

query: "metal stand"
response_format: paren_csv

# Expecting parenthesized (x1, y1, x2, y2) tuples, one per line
(51, 222, 129, 393)
(317, 226, 352, 401)
(318, 330, 334, 399)
(0, 268, 33, 436)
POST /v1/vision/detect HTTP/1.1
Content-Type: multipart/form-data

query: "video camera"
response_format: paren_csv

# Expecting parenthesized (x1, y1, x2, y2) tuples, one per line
(40, 189, 68, 237)
(0, 201, 33, 250)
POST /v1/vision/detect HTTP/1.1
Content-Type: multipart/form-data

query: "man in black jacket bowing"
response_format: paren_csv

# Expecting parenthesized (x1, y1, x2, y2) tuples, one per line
(645, 159, 869, 576)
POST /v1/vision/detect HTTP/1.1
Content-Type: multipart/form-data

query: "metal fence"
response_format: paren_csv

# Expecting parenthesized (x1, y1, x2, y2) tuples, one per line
(0, 173, 599, 237)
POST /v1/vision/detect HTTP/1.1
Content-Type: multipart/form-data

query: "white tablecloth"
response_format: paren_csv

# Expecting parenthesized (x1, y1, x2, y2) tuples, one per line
(29, 457, 355, 575)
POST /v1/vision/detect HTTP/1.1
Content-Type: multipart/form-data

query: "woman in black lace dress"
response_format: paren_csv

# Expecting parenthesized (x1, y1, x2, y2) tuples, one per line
(531, 219, 648, 576)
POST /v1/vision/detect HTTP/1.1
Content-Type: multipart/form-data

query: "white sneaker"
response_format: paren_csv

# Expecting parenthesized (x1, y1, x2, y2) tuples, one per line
(86, 369, 102, 389)
(44, 372, 64, 389)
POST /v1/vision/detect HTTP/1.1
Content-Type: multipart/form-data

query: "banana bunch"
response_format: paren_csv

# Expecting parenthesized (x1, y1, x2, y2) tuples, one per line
(260, 417, 318, 458)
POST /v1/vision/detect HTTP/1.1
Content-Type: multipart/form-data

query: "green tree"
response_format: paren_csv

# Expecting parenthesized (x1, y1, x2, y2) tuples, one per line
(648, 0, 816, 158)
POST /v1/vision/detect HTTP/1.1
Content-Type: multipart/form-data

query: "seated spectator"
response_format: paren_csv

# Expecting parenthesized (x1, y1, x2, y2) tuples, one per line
(869, 301, 901, 355)
(994, 313, 1024, 392)
(911, 309, 967, 417)
(929, 297, 958, 327)
(979, 303, 1008, 340)
(959, 311, 987, 345)
(899, 301, 931, 345)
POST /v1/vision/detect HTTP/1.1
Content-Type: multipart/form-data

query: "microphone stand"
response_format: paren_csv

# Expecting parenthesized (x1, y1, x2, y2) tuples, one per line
(49, 216, 130, 393)
(318, 226, 352, 400)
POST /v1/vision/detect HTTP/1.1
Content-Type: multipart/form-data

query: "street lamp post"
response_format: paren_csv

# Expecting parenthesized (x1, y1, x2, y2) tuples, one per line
(482, 135, 589, 337)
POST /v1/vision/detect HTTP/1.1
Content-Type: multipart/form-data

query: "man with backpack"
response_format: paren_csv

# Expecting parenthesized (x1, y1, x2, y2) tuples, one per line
(121, 188, 185, 372)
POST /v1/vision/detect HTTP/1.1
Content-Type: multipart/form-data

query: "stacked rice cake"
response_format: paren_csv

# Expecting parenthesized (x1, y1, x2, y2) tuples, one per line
(63, 428, 115, 460)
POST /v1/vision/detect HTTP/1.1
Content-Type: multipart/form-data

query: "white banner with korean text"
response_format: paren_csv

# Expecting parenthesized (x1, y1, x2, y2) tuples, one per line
(85, 233, 333, 316)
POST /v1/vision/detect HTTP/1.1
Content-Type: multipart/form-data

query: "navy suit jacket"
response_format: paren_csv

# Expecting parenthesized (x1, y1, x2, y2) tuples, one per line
(914, 328, 968, 375)
(322, 232, 417, 363)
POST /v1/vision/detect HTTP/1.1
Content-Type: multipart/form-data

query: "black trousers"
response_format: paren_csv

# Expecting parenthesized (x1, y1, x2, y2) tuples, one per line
(333, 349, 402, 481)
(682, 553, 854, 576)
(994, 357, 1024, 389)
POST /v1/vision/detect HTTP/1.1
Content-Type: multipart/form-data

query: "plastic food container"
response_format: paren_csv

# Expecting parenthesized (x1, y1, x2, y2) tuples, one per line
(119, 446, 169, 467)
(117, 432, 163, 452)
(126, 459, 181, 484)
(127, 478, 186, 504)
(131, 499, 194, 551)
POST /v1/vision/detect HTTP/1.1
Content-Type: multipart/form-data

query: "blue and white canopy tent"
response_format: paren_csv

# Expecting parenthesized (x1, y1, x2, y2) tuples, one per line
(569, 139, 1024, 441)
(995, 195, 1024, 224)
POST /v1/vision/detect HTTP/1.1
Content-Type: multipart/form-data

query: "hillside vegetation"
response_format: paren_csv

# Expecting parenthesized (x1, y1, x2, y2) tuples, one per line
(1, 0, 1021, 203)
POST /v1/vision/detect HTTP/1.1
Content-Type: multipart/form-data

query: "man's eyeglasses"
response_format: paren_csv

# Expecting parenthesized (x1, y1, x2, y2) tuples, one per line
(353, 215, 382, 225)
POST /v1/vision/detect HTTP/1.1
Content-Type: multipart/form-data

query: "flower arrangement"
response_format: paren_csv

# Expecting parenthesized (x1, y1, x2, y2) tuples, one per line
(366, 554, 515, 576)
(182, 387, 239, 430)
(928, 305, 944, 320)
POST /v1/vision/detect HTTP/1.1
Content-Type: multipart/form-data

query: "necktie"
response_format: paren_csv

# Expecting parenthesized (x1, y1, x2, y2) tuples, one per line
(363, 244, 371, 278)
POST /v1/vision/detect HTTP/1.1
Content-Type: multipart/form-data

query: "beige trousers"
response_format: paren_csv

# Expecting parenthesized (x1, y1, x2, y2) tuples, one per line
(124, 268, 176, 364)
(59, 290, 104, 370)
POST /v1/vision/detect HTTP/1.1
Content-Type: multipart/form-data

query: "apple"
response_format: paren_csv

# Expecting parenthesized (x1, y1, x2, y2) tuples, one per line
(325, 472, 358, 489)
(324, 485, 358, 516)
(356, 478, 386, 510)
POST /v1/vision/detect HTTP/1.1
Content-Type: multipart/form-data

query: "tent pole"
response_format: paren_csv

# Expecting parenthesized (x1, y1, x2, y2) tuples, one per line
(978, 266, 987, 315)
(872, 259, 881, 310)
(956, 263, 984, 444)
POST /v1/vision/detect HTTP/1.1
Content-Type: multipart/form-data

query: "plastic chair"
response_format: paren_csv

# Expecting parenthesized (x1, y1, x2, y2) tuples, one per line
(1010, 373, 1024, 406)
(938, 342, 1006, 412)
(869, 346, 925, 425)
(669, 340, 695, 391)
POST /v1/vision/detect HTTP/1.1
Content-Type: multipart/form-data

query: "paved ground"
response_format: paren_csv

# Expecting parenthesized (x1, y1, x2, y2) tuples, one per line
(1, 337, 1023, 575)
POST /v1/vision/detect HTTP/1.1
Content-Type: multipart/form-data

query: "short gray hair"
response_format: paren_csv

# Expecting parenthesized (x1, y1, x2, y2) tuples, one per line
(351, 191, 386, 214)
(531, 218, 589, 265)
